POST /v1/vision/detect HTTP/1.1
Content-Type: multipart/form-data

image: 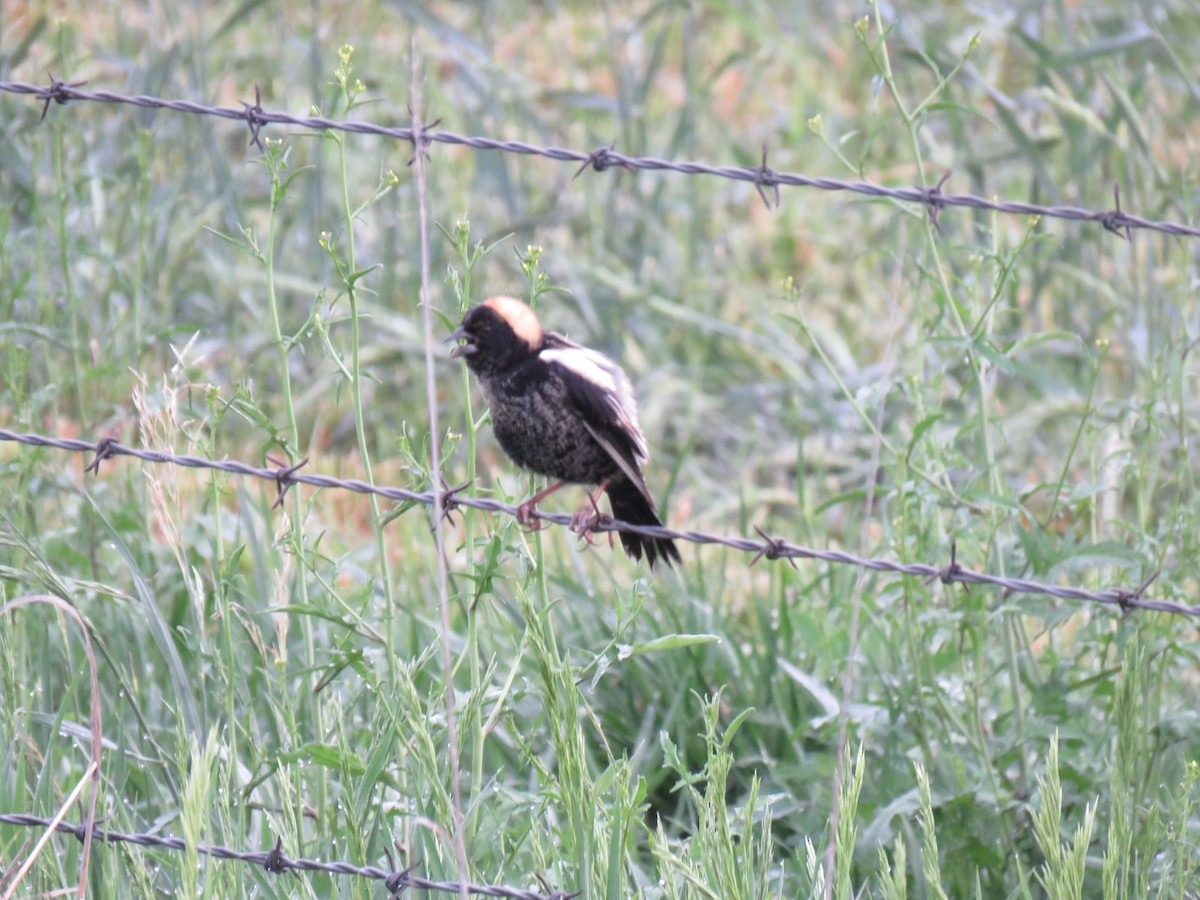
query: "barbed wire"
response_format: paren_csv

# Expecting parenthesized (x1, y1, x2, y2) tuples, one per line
(0, 813, 577, 899)
(0, 428, 1189, 617)
(1, 77, 1196, 240)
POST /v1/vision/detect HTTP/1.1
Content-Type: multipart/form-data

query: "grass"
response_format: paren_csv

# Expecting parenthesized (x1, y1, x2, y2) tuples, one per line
(2, 0, 1200, 897)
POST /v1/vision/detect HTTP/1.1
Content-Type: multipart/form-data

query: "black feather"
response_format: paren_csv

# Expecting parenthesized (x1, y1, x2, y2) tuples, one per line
(606, 479, 681, 569)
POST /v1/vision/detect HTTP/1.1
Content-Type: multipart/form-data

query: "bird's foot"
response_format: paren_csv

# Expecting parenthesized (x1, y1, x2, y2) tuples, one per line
(516, 499, 548, 531)
(514, 481, 566, 531)
(570, 508, 615, 548)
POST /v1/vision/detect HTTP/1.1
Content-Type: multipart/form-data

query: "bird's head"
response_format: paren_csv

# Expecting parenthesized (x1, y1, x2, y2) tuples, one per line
(448, 296, 545, 374)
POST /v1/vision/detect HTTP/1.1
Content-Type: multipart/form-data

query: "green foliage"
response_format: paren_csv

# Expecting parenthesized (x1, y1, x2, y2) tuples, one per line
(2, 1, 1200, 897)
(1033, 734, 1096, 900)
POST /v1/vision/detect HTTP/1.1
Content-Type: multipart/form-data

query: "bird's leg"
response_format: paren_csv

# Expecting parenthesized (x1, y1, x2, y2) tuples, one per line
(516, 481, 565, 530)
(570, 479, 613, 546)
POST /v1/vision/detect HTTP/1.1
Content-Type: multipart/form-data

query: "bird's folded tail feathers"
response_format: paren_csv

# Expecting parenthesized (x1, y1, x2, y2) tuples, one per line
(605, 479, 682, 570)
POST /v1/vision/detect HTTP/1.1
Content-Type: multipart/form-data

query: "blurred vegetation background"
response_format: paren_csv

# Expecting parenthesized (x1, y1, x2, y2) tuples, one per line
(1, 0, 1199, 896)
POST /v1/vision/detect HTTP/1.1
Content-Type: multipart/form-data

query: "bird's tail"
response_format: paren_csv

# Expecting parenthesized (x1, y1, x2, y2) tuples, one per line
(605, 479, 681, 570)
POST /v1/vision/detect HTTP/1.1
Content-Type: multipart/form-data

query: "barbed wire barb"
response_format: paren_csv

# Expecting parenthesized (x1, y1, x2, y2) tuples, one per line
(39, 73, 87, 121)
(3, 78, 1199, 238)
(923, 537, 966, 591)
(240, 84, 266, 152)
(753, 144, 781, 211)
(750, 525, 797, 569)
(0, 428, 1193, 618)
(924, 170, 952, 232)
(1099, 182, 1133, 241)
(437, 475, 475, 526)
(84, 435, 119, 476)
(267, 454, 309, 508)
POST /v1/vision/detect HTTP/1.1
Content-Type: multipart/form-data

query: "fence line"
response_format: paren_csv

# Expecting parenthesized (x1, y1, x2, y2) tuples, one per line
(1, 77, 1196, 239)
(0, 428, 1186, 617)
(0, 813, 577, 899)
(1, 65, 1189, 900)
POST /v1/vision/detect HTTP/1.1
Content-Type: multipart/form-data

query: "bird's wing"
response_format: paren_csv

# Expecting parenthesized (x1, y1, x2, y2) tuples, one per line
(541, 336, 654, 504)
(579, 419, 653, 506)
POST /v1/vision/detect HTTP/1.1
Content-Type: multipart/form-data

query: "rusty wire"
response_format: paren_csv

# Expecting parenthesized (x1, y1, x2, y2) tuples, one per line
(0, 813, 577, 899)
(0, 428, 1188, 617)
(1, 77, 1197, 239)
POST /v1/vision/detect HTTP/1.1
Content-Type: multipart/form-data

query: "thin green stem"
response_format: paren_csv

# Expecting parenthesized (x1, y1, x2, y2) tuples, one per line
(51, 117, 84, 423)
(1045, 352, 1102, 528)
(870, 0, 1029, 828)
(456, 272, 484, 838)
(133, 130, 152, 353)
(206, 388, 237, 766)
(410, 50, 471, 897)
(335, 131, 396, 667)
(261, 141, 323, 823)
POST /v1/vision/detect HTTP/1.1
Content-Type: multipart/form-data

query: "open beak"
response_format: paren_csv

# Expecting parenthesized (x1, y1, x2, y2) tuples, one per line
(445, 326, 476, 359)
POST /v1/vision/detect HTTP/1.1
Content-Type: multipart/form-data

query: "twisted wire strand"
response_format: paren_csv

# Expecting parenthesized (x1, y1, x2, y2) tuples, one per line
(0, 814, 577, 899)
(0, 79, 1194, 238)
(0, 429, 1186, 617)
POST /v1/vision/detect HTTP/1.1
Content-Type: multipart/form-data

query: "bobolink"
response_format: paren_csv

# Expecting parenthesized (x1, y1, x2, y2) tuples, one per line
(449, 296, 681, 569)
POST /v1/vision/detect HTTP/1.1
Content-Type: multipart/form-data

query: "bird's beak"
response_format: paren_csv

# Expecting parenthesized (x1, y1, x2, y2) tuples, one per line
(445, 326, 476, 359)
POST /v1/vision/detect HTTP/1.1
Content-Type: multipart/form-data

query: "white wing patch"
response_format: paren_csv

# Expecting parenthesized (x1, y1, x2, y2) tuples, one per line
(541, 343, 650, 465)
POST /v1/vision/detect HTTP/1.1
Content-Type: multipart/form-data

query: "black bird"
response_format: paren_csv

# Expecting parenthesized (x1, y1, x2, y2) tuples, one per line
(448, 296, 681, 569)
